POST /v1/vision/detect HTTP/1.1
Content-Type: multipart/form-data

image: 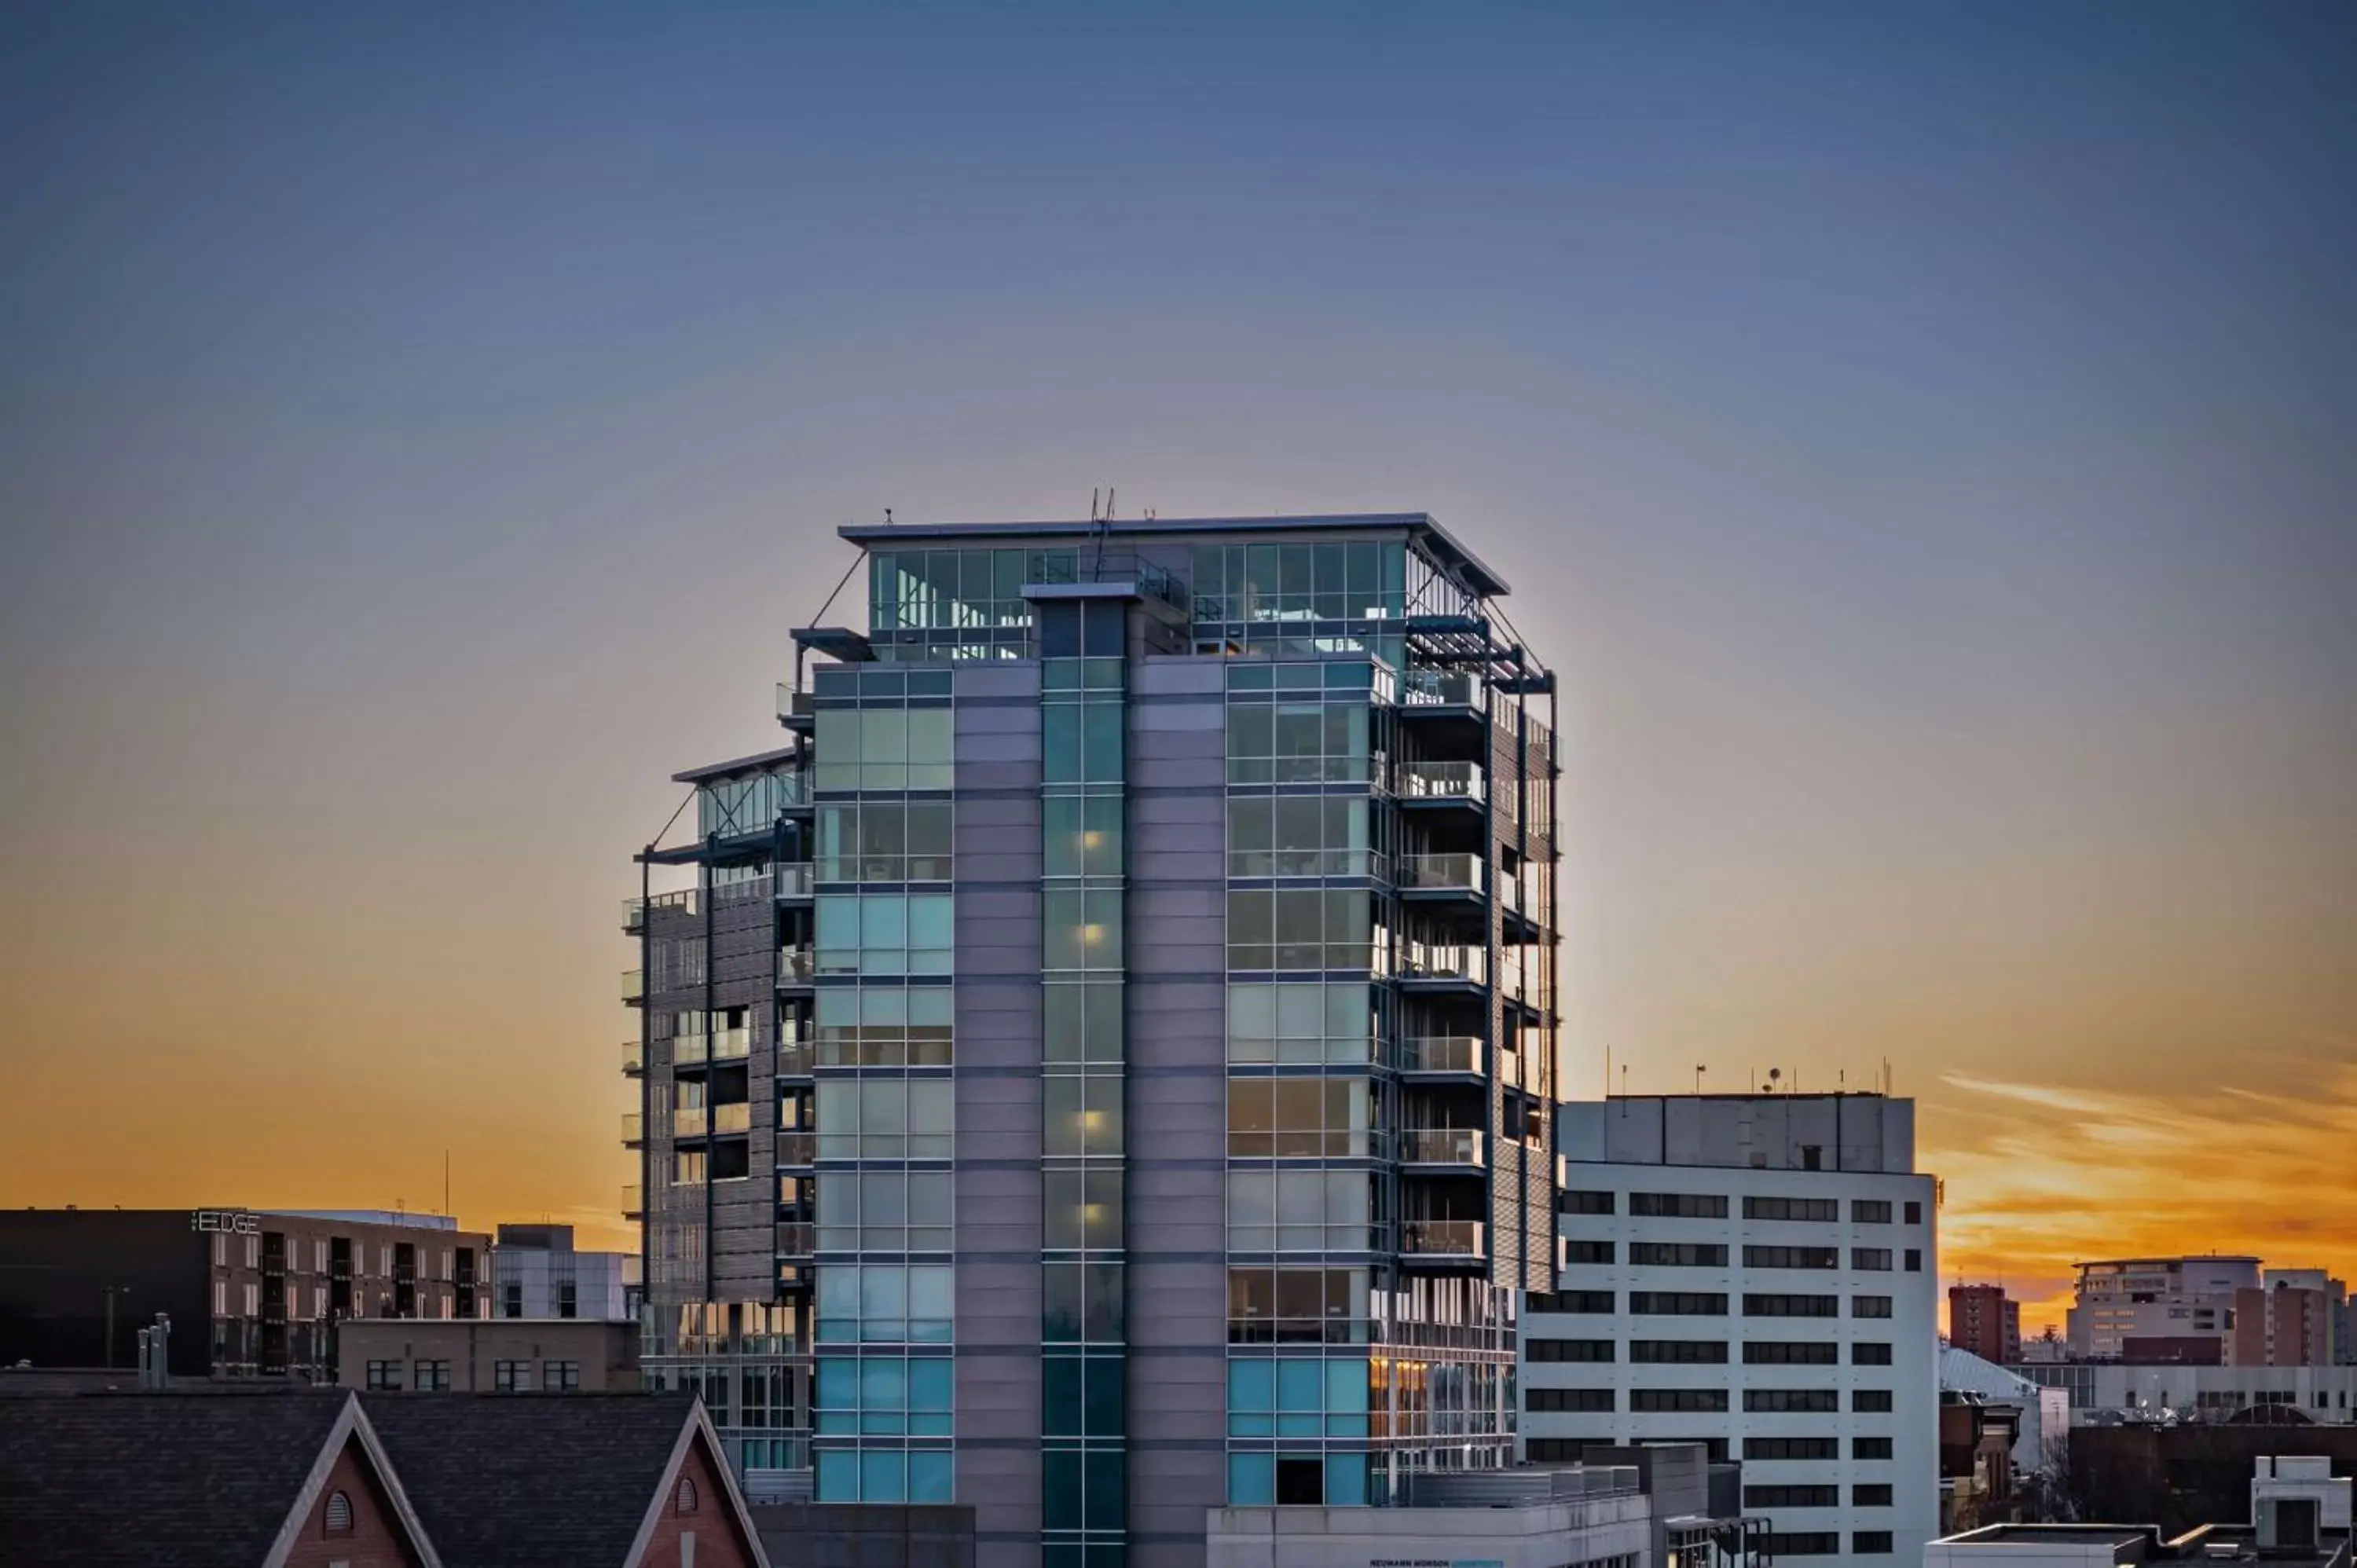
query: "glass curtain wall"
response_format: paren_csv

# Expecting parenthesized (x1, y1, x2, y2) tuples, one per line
(810, 665, 957, 1504)
(1222, 658, 1382, 1508)
(1039, 598, 1129, 1568)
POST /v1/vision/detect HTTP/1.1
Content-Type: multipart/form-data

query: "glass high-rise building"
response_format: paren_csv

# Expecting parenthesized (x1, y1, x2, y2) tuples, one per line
(624, 514, 1561, 1568)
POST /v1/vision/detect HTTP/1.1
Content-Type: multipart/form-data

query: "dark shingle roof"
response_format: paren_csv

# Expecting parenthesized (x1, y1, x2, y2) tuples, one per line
(364, 1394, 704, 1567)
(0, 1391, 357, 1568)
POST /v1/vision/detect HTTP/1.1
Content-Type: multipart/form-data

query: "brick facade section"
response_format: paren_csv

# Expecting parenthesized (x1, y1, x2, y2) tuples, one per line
(283, 1434, 426, 1568)
(639, 1431, 761, 1568)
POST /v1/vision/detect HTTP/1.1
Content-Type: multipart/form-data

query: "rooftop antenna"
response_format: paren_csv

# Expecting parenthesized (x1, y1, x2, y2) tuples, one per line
(1695, 1064, 1706, 1094)
(884, 507, 894, 526)
(1091, 487, 1115, 578)
(1091, 487, 1101, 522)
(1767, 1068, 1782, 1094)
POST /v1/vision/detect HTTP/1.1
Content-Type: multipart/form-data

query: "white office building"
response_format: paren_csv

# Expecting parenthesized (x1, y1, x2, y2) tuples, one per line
(2064, 1255, 2258, 1360)
(1523, 1094, 1939, 1567)
(490, 1223, 632, 1321)
(2011, 1361, 2357, 1425)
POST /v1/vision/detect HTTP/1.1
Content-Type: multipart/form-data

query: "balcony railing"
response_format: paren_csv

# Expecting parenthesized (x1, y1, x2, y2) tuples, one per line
(1398, 1128, 1486, 1167)
(672, 1028, 750, 1067)
(1400, 1219, 1486, 1257)
(775, 1222, 815, 1258)
(622, 1183, 643, 1218)
(1395, 1036, 1483, 1075)
(633, 888, 702, 924)
(1398, 670, 1479, 708)
(621, 1112, 644, 1145)
(775, 1132, 816, 1167)
(1399, 852, 1483, 892)
(1397, 760, 1484, 800)
(776, 683, 814, 722)
(774, 863, 813, 898)
(1396, 945, 1486, 984)
(776, 947, 815, 986)
(777, 1035, 815, 1078)
(622, 1039, 644, 1074)
(621, 969, 644, 1001)
(673, 1101, 753, 1138)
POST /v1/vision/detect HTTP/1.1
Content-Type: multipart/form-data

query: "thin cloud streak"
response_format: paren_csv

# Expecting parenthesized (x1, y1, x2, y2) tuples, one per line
(1926, 1066, 2357, 1333)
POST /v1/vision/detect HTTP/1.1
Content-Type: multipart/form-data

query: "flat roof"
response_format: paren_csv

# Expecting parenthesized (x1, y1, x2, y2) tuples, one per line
(1937, 1525, 2155, 1546)
(836, 512, 1512, 599)
(1600, 1091, 1893, 1104)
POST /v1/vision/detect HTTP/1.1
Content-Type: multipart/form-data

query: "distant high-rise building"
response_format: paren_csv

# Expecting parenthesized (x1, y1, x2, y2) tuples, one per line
(1525, 1092, 1941, 1566)
(2066, 1255, 2259, 1361)
(625, 514, 1560, 1566)
(2230, 1272, 2347, 1368)
(1948, 1284, 2021, 1366)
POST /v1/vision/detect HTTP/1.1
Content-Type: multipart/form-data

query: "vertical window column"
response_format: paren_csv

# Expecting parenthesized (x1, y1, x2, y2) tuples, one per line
(1039, 599, 1128, 1568)
(808, 670, 958, 1504)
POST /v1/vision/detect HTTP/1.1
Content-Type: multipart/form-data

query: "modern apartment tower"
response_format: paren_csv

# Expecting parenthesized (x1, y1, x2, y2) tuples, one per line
(624, 515, 1560, 1568)
(1524, 1094, 1941, 1566)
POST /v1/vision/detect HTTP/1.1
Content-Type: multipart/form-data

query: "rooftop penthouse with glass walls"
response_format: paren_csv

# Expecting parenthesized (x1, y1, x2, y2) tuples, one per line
(638, 514, 1559, 1568)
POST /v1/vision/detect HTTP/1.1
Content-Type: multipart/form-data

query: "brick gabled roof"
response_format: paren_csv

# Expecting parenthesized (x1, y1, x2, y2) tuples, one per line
(0, 1390, 429, 1568)
(364, 1394, 759, 1568)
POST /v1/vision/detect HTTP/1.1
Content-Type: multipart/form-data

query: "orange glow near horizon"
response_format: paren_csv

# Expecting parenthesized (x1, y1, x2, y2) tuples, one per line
(1924, 1061, 2357, 1335)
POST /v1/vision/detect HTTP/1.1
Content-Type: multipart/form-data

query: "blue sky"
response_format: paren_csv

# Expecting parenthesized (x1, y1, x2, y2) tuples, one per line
(2, 2, 2352, 1293)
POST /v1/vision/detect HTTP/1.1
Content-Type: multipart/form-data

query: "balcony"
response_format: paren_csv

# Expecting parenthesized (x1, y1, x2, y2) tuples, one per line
(776, 1132, 816, 1167)
(1396, 760, 1484, 801)
(776, 1031, 815, 1079)
(621, 969, 644, 1002)
(776, 947, 815, 987)
(1395, 672, 1486, 757)
(1398, 1128, 1486, 1168)
(1398, 671, 1479, 709)
(1399, 1219, 1486, 1262)
(621, 1112, 644, 1145)
(622, 1183, 643, 1219)
(776, 683, 815, 731)
(775, 1222, 815, 1259)
(622, 1039, 644, 1075)
(672, 1028, 750, 1068)
(1395, 944, 1486, 987)
(623, 898, 646, 933)
(673, 1102, 753, 1138)
(1394, 1036, 1484, 1078)
(774, 863, 814, 899)
(1398, 852, 1483, 894)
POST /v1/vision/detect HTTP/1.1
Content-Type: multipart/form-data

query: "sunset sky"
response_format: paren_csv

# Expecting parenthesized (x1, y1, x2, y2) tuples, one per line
(4, 4, 2352, 1336)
